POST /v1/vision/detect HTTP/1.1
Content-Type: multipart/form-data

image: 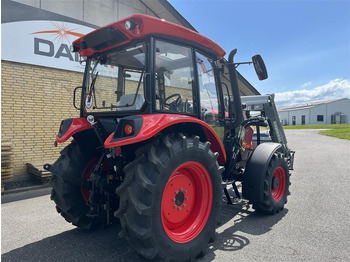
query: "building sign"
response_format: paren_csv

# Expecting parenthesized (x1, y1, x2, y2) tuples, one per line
(2, 20, 95, 73)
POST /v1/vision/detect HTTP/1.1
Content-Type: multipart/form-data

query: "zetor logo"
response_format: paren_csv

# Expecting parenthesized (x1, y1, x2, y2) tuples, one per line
(32, 22, 85, 62)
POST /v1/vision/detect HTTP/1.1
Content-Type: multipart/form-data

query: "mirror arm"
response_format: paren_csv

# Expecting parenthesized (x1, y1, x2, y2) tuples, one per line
(226, 61, 253, 68)
(234, 61, 253, 66)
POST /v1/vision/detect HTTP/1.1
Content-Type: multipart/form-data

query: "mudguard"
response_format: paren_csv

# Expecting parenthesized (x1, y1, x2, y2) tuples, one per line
(56, 118, 92, 143)
(242, 142, 282, 202)
(104, 114, 226, 164)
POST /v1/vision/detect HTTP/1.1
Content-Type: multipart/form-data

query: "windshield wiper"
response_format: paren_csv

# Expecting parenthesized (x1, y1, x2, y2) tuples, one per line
(89, 57, 101, 92)
(89, 71, 99, 97)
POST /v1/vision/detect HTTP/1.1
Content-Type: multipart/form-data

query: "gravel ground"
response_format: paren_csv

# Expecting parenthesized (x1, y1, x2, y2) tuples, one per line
(3, 175, 43, 191)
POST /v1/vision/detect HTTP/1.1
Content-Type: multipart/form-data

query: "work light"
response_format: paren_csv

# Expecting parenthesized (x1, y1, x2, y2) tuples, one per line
(125, 20, 136, 30)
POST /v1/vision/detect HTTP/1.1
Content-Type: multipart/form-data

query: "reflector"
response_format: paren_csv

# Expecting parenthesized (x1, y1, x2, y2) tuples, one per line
(124, 124, 133, 135)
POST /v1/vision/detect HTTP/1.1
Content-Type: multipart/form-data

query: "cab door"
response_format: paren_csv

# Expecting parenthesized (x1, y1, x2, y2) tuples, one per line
(196, 52, 224, 141)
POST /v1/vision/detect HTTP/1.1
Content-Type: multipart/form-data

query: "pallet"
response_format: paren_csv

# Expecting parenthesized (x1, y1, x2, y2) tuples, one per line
(1, 139, 14, 186)
(26, 163, 53, 184)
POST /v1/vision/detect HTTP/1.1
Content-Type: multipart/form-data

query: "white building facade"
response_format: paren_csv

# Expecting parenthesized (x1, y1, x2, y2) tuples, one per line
(278, 98, 350, 125)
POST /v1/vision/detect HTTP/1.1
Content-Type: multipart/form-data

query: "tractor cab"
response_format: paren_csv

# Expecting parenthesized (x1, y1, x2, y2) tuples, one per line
(72, 15, 230, 143)
(71, 15, 270, 149)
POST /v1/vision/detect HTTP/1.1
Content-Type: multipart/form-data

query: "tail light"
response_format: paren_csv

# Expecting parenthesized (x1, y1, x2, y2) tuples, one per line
(124, 124, 134, 135)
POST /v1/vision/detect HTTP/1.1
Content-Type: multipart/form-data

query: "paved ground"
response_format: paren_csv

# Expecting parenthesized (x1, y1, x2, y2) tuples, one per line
(2, 130, 350, 261)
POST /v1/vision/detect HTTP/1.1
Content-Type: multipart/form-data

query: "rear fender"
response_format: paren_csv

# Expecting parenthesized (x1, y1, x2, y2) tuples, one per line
(242, 142, 282, 202)
(56, 118, 92, 143)
(104, 114, 226, 164)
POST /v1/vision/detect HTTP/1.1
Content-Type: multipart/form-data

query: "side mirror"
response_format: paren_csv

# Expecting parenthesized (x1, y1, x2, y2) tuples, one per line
(252, 54, 268, 80)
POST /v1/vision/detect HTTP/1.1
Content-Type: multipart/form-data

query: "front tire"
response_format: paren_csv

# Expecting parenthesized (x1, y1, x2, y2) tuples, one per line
(50, 141, 107, 230)
(253, 154, 290, 214)
(116, 134, 222, 261)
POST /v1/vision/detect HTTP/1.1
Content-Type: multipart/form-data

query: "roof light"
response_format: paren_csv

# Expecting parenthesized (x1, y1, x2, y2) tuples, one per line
(125, 19, 136, 30)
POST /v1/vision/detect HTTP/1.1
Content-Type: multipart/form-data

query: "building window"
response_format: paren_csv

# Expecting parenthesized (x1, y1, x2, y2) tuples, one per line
(302, 115, 305, 125)
(317, 115, 324, 122)
(292, 116, 296, 125)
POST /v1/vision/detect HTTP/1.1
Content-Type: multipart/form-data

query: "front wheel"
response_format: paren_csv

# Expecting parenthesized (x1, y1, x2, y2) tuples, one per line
(253, 154, 290, 214)
(116, 134, 223, 261)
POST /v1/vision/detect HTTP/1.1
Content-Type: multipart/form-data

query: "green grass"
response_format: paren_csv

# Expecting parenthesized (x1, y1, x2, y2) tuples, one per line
(283, 124, 350, 130)
(319, 128, 350, 140)
(283, 124, 350, 140)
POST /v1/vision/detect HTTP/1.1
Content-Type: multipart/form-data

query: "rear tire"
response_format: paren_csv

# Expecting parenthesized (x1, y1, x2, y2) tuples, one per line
(50, 141, 107, 230)
(253, 154, 290, 215)
(116, 134, 222, 261)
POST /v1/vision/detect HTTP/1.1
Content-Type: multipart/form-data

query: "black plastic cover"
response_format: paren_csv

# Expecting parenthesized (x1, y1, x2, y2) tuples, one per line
(110, 116, 143, 142)
(242, 142, 281, 202)
(83, 27, 128, 51)
(57, 118, 73, 138)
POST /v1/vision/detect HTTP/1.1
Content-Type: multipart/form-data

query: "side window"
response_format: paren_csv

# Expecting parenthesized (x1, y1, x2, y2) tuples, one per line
(220, 64, 234, 119)
(196, 52, 219, 123)
(196, 52, 223, 140)
(155, 40, 196, 114)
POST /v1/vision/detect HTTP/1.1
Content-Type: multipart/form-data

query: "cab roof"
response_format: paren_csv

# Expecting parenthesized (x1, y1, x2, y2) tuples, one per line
(72, 14, 226, 60)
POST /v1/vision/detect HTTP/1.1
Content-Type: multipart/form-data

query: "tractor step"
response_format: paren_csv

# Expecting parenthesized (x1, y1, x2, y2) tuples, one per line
(223, 182, 242, 205)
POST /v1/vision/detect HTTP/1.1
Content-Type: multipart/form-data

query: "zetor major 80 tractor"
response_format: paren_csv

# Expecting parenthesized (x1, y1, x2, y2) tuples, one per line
(45, 14, 294, 261)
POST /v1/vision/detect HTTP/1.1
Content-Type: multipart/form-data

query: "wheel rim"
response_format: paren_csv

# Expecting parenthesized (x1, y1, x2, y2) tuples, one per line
(81, 157, 110, 203)
(81, 158, 99, 202)
(271, 166, 286, 201)
(161, 161, 213, 243)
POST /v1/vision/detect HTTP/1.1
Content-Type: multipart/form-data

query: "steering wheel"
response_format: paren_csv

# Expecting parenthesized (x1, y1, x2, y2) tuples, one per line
(164, 93, 182, 111)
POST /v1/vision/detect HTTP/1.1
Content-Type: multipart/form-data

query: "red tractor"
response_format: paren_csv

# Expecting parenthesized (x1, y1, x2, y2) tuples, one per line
(45, 14, 294, 261)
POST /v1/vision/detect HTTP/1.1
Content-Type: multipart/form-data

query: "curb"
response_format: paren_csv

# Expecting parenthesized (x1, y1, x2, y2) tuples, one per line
(1, 185, 52, 204)
(2, 183, 50, 195)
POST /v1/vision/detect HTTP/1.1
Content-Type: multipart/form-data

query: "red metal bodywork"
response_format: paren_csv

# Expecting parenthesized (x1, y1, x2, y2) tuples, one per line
(56, 115, 226, 164)
(73, 14, 225, 59)
(104, 114, 226, 164)
(243, 126, 254, 150)
(56, 118, 92, 143)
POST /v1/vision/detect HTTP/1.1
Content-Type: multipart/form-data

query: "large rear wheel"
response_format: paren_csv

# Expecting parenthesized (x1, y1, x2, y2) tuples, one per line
(116, 134, 222, 261)
(50, 141, 107, 230)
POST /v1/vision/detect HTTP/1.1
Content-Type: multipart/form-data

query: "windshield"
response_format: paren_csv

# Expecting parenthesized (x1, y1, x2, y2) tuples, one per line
(83, 43, 146, 113)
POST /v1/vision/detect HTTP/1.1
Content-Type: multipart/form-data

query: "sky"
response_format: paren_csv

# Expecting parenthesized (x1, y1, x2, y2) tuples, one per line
(169, 0, 350, 107)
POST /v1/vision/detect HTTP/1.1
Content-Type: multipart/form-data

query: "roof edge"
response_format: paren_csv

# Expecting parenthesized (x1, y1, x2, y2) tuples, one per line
(278, 98, 350, 111)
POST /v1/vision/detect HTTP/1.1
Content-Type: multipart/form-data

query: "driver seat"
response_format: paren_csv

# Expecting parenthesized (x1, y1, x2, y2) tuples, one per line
(117, 94, 145, 111)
